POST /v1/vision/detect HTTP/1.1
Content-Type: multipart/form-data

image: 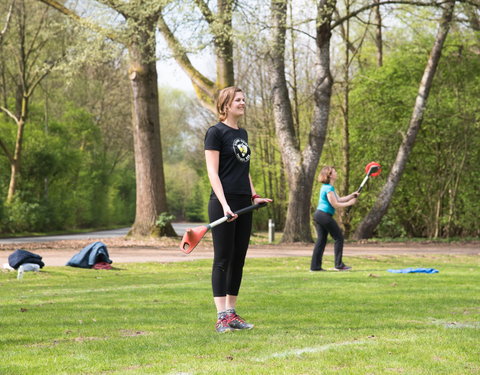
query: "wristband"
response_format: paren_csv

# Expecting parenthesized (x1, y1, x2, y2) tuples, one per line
(252, 194, 261, 201)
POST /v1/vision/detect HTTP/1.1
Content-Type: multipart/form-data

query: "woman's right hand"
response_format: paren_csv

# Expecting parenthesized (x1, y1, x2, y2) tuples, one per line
(352, 192, 360, 198)
(223, 205, 238, 221)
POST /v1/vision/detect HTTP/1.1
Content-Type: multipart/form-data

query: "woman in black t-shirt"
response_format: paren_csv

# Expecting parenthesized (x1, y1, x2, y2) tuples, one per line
(205, 86, 272, 333)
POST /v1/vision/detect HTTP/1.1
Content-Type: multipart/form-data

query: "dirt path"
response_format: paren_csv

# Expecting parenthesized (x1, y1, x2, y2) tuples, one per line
(1, 237, 478, 267)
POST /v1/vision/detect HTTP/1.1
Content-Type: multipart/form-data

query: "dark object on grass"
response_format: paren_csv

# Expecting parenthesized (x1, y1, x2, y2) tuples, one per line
(92, 262, 113, 270)
(8, 249, 45, 270)
(66, 241, 112, 269)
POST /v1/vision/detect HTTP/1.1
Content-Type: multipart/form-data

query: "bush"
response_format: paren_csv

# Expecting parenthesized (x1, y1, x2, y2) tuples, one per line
(154, 212, 176, 237)
(4, 196, 50, 233)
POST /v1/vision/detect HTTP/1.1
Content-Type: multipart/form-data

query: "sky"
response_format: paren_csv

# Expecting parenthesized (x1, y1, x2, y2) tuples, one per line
(156, 59, 194, 92)
(155, 33, 214, 94)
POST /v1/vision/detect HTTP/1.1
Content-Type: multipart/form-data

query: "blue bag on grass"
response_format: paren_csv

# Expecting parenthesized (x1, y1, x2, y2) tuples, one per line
(387, 267, 439, 274)
(66, 241, 112, 269)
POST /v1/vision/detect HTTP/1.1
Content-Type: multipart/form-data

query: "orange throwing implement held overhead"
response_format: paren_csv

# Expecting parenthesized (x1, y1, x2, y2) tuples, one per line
(357, 162, 382, 192)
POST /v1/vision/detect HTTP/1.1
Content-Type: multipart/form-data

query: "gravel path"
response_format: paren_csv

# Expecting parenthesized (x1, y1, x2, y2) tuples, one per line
(1, 237, 478, 267)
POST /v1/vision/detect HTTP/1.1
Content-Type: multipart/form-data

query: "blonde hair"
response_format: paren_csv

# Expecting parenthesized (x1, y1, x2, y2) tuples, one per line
(216, 86, 243, 121)
(318, 166, 335, 184)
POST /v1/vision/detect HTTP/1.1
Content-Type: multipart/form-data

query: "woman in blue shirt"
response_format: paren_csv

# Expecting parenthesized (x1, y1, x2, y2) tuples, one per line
(311, 166, 358, 271)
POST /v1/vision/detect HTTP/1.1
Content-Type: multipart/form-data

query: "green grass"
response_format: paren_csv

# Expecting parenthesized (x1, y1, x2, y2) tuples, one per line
(1, 255, 479, 374)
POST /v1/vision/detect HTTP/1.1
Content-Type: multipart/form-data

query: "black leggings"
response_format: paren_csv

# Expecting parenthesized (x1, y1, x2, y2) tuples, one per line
(209, 195, 253, 297)
(310, 210, 345, 270)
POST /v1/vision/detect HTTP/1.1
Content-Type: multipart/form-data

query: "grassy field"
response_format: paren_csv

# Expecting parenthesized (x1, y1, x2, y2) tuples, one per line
(1, 254, 479, 374)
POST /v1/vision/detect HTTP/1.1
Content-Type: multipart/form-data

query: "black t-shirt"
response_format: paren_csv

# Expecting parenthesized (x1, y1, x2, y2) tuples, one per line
(204, 122, 251, 196)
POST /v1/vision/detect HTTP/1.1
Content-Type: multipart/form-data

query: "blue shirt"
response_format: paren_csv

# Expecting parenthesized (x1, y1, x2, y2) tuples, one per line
(317, 184, 335, 215)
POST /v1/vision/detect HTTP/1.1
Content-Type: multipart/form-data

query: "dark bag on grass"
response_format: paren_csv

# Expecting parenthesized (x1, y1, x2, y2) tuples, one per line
(66, 241, 112, 269)
(8, 249, 45, 270)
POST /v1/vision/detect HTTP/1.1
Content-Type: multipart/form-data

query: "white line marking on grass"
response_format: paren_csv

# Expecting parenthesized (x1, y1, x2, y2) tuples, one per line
(444, 322, 480, 329)
(254, 340, 370, 362)
(429, 318, 480, 329)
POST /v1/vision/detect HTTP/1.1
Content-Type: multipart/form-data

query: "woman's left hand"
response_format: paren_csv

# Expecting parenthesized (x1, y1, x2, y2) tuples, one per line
(253, 197, 273, 205)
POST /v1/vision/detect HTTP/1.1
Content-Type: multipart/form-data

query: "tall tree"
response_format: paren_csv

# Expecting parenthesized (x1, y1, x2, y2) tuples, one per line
(354, 0, 456, 239)
(269, 0, 335, 242)
(36, 0, 176, 237)
(0, 0, 57, 202)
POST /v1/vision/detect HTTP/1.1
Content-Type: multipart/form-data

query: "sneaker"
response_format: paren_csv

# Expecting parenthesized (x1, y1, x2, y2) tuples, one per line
(226, 313, 254, 330)
(215, 317, 234, 333)
(310, 268, 326, 272)
(334, 264, 352, 271)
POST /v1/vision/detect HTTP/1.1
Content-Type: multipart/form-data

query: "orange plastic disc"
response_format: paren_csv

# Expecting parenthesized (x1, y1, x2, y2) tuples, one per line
(365, 162, 382, 177)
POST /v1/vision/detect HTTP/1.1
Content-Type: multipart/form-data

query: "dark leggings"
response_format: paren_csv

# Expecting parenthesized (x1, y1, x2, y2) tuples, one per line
(209, 195, 253, 297)
(310, 210, 345, 270)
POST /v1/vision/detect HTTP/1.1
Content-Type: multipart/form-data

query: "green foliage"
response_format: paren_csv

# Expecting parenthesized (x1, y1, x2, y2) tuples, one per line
(159, 87, 197, 164)
(0, 0, 135, 233)
(159, 87, 211, 222)
(0, 101, 136, 232)
(2, 196, 49, 232)
(185, 185, 206, 222)
(165, 162, 201, 221)
(349, 38, 480, 238)
(155, 212, 176, 236)
(108, 167, 136, 225)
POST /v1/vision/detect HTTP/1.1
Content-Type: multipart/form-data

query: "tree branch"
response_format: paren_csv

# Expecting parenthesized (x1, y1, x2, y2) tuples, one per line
(95, 0, 129, 18)
(157, 12, 215, 106)
(0, 105, 19, 162)
(193, 0, 215, 24)
(0, 106, 19, 124)
(36, 0, 123, 43)
(332, 0, 445, 28)
(0, 0, 15, 43)
(25, 62, 54, 97)
(25, 6, 49, 73)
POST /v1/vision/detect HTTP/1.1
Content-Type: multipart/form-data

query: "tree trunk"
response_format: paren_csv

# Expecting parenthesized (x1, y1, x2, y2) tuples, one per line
(269, 0, 335, 243)
(7, 116, 25, 202)
(354, 0, 456, 239)
(339, 0, 351, 235)
(214, 0, 235, 89)
(128, 24, 175, 237)
(288, 1, 300, 141)
(6, 80, 29, 203)
(374, 0, 383, 67)
(269, 0, 302, 242)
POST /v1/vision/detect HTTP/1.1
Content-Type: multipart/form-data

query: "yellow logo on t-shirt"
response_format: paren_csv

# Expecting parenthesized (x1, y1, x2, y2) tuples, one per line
(233, 138, 250, 162)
